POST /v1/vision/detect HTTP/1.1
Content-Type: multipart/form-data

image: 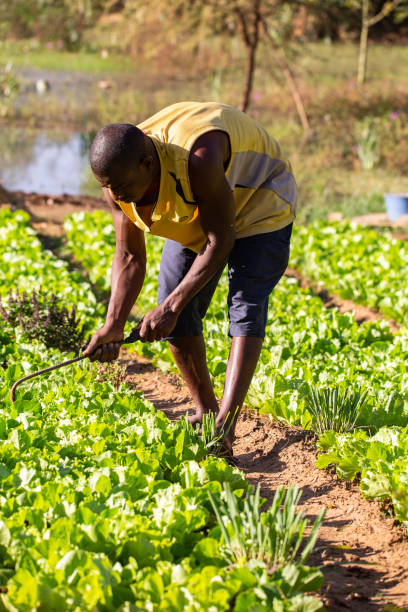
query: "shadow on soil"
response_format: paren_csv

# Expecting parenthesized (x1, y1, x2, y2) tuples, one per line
(312, 544, 408, 612)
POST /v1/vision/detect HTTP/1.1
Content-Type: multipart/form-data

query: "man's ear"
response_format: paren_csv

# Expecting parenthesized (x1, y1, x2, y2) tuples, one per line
(141, 155, 154, 171)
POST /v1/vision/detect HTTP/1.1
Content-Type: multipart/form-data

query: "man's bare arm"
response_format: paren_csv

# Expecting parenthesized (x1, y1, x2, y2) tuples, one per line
(139, 131, 235, 340)
(84, 188, 146, 359)
(167, 131, 235, 313)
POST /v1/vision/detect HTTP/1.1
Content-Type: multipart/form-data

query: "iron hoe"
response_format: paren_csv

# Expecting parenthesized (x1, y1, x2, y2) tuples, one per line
(10, 327, 141, 402)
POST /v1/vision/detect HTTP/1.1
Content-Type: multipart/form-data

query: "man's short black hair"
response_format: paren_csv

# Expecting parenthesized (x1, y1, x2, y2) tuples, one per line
(90, 123, 145, 178)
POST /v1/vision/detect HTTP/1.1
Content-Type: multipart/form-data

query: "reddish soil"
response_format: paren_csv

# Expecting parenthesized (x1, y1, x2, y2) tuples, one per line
(350, 212, 408, 231)
(2, 187, 408, 610)
(0, 188, 108, 239)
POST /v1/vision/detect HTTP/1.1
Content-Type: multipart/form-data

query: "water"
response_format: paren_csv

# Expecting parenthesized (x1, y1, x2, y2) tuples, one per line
(0, 128, 100, 196)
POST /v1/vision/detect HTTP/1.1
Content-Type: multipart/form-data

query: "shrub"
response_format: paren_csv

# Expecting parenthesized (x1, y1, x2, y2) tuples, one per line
(0, 288, 85, 352)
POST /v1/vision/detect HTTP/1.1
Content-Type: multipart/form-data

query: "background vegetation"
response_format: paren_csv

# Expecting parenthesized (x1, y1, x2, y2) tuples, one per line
(1, 0, 408, 222)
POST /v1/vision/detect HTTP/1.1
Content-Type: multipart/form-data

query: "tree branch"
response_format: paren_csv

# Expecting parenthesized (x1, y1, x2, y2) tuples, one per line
(235, 5, 251, 47)
(262, 16, 311, 131)
(367, 0, 403, 27)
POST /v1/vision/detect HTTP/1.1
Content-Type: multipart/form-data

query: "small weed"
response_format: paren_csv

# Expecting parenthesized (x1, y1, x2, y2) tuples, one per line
(181, 409, 238, 460)
(93, 362, 127, 390)
(199, 411, 225, 455)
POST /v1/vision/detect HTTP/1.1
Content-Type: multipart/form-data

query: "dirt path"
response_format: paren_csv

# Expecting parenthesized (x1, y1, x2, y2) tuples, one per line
(120, 350, 408, 611)
(3, 189, 408, 609)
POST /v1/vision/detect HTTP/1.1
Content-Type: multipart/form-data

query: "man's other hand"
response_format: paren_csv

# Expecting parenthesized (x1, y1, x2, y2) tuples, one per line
(83, 325, 124, 362)
(138, 304, 178, 342)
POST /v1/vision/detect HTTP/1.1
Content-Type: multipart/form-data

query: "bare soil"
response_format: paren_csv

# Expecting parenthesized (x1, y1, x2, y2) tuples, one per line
(350, 212, 408, 231)
(3, 188, 408, 610)
(0, 187, 108, 239)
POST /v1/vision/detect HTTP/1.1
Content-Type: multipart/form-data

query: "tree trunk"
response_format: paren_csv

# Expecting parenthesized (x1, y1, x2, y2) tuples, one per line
(235, 0, 261, 113)
(241, 41, 257, 112)
(357, 0, 370, 85)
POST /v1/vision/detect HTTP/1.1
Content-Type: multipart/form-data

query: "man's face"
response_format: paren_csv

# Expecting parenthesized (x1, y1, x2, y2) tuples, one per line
(95, 162, 151, 204)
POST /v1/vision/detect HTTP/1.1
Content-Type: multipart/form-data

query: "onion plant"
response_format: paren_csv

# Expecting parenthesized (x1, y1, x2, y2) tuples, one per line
(183, 410, 238, 459)
(200, 411, 224, 453)
(208, 483, 325, 568)
(304, 384, 368, 435)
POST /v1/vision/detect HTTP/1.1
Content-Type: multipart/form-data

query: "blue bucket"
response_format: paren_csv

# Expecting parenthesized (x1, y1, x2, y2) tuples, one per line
(385, 193, 408, 221)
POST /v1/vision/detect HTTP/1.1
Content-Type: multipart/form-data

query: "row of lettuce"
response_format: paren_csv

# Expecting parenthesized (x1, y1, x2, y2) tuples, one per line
(64, 211, 408, 527)
(290, 220, 408, 324)
(0, 208, 325, 611)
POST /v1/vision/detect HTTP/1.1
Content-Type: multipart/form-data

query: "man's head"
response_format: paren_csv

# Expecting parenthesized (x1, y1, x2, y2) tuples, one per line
(90, 123, 157, 203)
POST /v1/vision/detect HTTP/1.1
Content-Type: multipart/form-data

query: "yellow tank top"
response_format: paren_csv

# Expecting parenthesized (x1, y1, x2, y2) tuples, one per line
(116, 101, 297, 253)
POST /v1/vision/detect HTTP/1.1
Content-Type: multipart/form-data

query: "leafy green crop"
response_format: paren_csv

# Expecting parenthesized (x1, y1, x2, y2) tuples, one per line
(0, 327, 324, 610)
(290, 220, 408, 324)
(0, 208, 104, 333)
(316, 426, 408, 526)
(0, 210, 325, 610)
(62, 210, 408, 529)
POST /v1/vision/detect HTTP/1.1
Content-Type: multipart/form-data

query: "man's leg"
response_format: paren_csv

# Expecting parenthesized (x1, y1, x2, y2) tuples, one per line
(169, 335, 262, 433)
(159, 226, 290, 435)
(169, 336, 219, 425)
(216, 336, 263, 449)
(158, 239, 225, 424)
(215, 224, 293, 450)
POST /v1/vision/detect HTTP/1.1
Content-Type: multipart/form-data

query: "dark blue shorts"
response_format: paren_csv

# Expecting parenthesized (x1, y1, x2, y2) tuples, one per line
(157, 223, 292, 338)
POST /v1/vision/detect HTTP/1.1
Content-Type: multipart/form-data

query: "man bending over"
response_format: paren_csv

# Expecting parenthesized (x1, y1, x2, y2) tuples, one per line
(85, 101, 297, 460)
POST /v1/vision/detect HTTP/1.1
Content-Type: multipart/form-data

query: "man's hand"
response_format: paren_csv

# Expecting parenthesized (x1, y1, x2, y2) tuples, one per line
(83, 324, 124, 362)
(138, 304, 178, 341)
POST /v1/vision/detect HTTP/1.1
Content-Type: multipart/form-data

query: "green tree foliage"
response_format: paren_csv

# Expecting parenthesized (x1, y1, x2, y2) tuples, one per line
(1, 0, 105, 50)
(322, 0, 408, 83)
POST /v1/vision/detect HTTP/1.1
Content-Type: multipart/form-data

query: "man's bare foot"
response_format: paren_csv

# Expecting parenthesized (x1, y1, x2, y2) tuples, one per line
(216, 416, 235, 452)
(188, 412, 204, 428)
(217, 440, 237, 466)
(219, 433, 233, 452)
(188, 409, 217, 428)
